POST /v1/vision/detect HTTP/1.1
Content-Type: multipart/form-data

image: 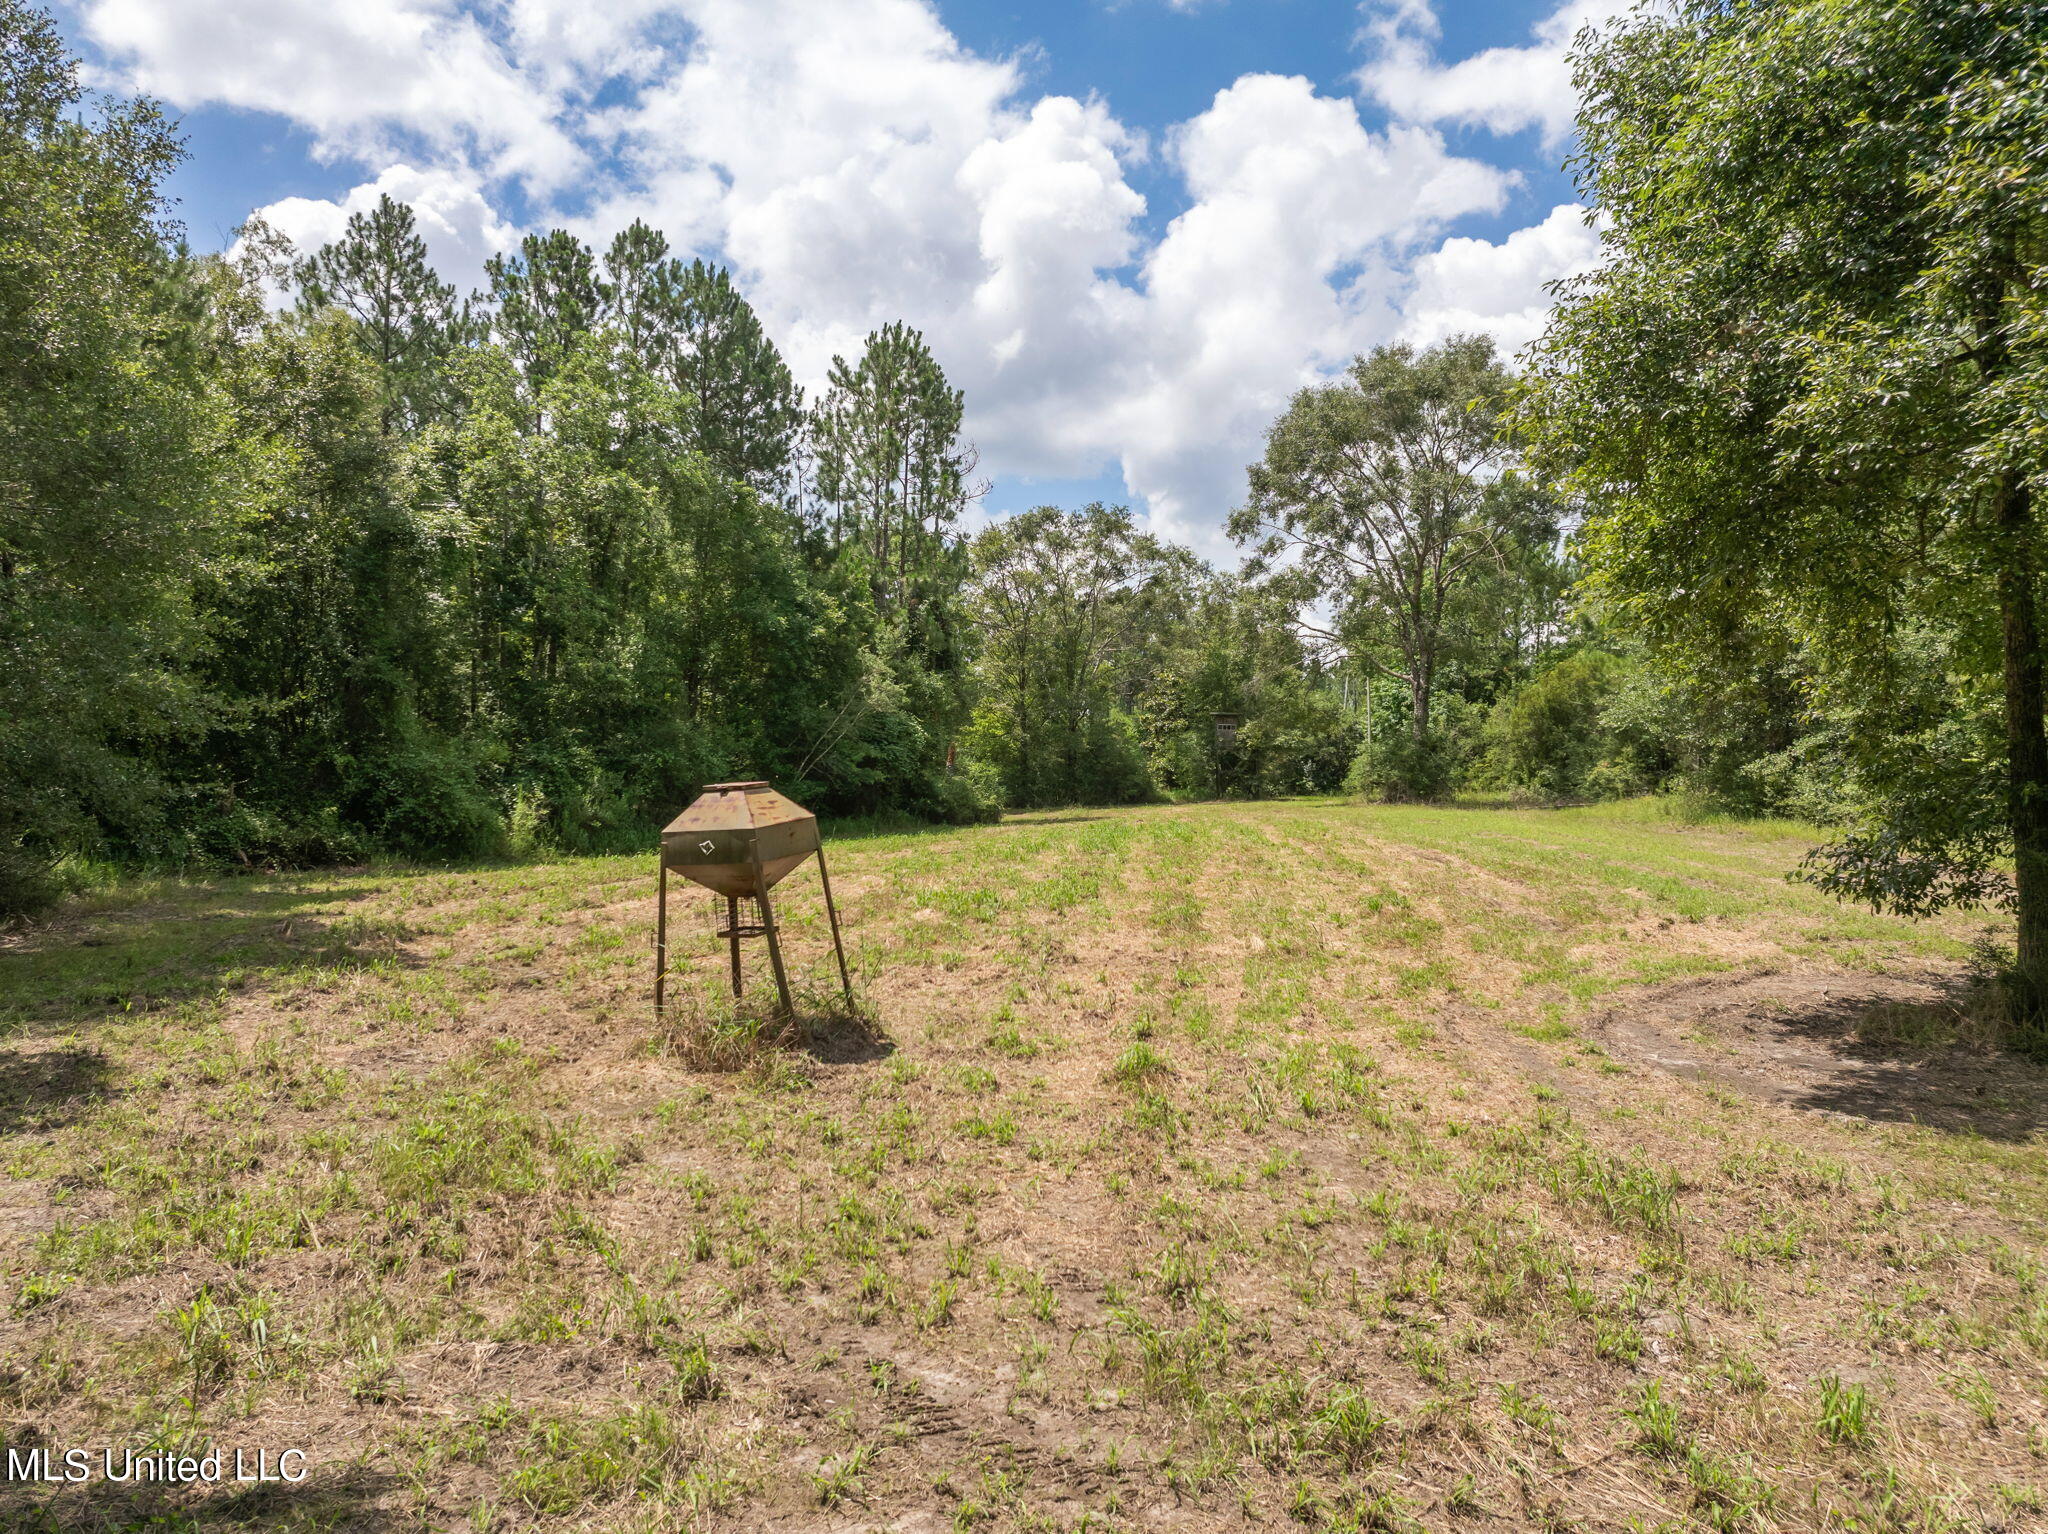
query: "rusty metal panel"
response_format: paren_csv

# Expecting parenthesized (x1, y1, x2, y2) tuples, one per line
(754, 815, 820, 865)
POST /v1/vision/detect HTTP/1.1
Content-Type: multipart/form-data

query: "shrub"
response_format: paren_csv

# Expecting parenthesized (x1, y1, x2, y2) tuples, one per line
(1487, 650, 1656, 802)
(1345, 727, 1456, 802)
(351, 730, 505, 858)
(549, 769, 642, 855)
(1233, 706, 1358, 798)
(0, 832, 64, 918)
(925, 763, 1003, 826)
(962, 702, 1155, 810)
(155, 793, 373, 870)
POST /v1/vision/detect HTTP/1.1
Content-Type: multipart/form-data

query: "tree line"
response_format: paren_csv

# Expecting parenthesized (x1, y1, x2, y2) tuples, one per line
(0, 0, 1366, 915)
(2, 0, 990, 912)
(9, 0, 2048, 1053)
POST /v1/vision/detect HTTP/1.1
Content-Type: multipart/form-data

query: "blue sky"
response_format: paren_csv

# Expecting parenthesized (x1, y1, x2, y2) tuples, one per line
(60, 0, 1608, 553)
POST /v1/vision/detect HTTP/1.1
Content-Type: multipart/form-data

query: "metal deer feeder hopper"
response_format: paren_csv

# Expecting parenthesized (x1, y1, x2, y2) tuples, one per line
(654, 781, 851, 1017)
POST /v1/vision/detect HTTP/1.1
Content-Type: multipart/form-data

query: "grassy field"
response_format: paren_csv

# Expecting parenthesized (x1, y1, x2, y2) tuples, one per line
(1, 798, 2045, 1532)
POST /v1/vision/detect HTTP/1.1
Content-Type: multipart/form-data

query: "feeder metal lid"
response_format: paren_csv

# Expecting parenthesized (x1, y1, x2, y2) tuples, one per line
(660, 780, 821, 896)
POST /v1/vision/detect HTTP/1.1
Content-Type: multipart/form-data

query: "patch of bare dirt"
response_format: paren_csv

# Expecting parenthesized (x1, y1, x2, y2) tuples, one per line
(1590, 968, 2048, 1142)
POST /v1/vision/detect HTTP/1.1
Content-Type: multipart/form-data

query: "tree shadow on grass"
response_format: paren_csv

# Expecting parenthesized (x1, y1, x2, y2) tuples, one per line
(0, 1046, 116, 1137)
(1, 1463, 402, 1532)
(0, 875, 421, 1036)
(1769, 983, 2048, 1143)
(1602, 971, 2048, 1144)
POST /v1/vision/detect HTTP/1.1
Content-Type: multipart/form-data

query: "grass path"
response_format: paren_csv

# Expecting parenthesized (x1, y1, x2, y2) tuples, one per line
(0, 799, 2043, 1533)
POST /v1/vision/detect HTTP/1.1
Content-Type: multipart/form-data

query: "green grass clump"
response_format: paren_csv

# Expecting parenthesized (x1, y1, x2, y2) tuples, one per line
(1110, 1040, 1172, 1086)
(1816, 1375, 1874, 1446)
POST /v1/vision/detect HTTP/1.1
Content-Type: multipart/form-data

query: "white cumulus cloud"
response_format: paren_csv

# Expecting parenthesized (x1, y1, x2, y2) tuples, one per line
(1355, 0, 1625, 146)
(79, 0, 586, 189)
(77, 0, 1601, 552)
(1115, 75, 1511, 543)
(252, 163, 519, 296)
(1400, 202, 1603, 359)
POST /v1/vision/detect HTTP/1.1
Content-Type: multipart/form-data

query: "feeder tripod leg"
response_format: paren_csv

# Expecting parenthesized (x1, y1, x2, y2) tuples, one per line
(750, 846, 795, 1016)
(655, 861, 668, 1018)
(815, 845, 853, 1007)
(727, 895, 743, 997)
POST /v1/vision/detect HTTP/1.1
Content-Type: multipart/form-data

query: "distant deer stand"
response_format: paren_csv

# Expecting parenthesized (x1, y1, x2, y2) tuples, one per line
(654, 781, 852, 1018)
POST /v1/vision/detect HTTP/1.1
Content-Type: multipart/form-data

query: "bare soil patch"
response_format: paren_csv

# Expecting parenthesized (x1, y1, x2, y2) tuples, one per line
(1592, 967, 2048, 1142)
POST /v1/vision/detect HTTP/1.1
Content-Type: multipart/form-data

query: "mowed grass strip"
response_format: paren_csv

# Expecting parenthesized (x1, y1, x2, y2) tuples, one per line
(0, 798, 2041, 1533)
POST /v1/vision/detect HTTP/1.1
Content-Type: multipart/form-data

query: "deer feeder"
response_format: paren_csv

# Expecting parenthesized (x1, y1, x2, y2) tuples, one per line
(654, 781, 851, 1017)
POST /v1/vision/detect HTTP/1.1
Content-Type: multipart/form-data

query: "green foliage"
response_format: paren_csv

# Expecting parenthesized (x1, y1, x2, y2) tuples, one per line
(1594, 638, 1815, 818)
(804, 322, 977, 809)
(811, 321, 974, 618)
(2, 0, 1590, 895)
(1815, 1375, 1874, 1448)
(349, 726, 506, 858)
(1485, 650, 1659, 802)
(0, 0, 215, 913)
(181, 310, 495, 861)
(485, 229, 601, 391)
(1137, 574, 1357, 801)
(960, 506, 1363, 809)
(963, 505, 1167, 808)
(922, 766, 1004, 827)
(295, 193, 468, 432)
(600, 224, 805, 497)
(1518, 0, 2048, 1032)
(1625, 1379, 1687, 1461)
(666, 256, 805, 495)
(1344, 726, 1456, 804)
(0, 4, 1006, 896)
(1233, 336, 1564, 750)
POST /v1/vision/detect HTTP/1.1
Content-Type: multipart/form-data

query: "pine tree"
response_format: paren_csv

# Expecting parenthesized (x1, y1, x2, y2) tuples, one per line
(485, 229, 600, 392)
(294, 193, 463, 433)
(668, 261, 804, 497)
(810, 322, 976, 612)
(597, 232, 805, 496)
(599, 219, 673, 359)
